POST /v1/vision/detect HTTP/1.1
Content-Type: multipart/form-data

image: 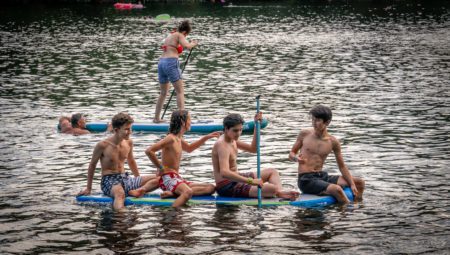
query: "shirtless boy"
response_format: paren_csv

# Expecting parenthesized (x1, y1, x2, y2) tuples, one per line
(289, 105, 365, 203)
(212, 113, 299, 200)
(78, 112, 159, 210)
(129, 110, 220, 208)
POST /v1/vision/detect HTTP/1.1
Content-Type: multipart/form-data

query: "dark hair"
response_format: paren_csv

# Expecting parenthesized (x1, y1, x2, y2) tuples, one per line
(169, 110, 189, 135)
(71, 113, 83, 127)
(309, 105, 332, 123)
(223, 114, 245, 130)
(178, 20, 192, 34)
(112, 112, 134, 129)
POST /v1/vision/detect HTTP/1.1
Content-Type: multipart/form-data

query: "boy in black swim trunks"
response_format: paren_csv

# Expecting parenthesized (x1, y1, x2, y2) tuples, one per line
(289, 105, 365, 203)
(77, 112, 160, 211)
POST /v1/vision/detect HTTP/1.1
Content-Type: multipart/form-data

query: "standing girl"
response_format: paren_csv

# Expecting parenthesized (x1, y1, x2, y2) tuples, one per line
(154, 20, 197, 123)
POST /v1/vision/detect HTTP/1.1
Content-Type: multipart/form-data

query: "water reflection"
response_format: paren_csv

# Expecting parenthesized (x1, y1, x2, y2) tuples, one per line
(96, 210, 141, 254)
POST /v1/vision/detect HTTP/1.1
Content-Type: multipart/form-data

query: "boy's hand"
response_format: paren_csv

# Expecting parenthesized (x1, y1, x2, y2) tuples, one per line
(206, 131, 222, 139)
(297, 154, 306, 164)
(249, 178, 263, 188)
(290, 153, 306, 164)
(77, 188, 91, 197)
(254, 112, 263, 122)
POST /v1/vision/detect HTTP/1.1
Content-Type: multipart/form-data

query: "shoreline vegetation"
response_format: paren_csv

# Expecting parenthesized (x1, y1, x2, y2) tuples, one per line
(1, 0, 447, 4)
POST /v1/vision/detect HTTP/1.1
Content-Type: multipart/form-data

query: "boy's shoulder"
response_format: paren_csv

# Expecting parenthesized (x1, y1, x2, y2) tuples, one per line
(299, 128, 314, 137)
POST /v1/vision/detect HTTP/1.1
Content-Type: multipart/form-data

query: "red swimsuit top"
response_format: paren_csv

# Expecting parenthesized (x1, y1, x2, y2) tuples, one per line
(162, 31, 183, 54)
(161, 44, 183, 54)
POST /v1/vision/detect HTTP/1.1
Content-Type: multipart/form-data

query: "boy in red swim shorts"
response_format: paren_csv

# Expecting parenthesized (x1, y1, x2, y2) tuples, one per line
(212, 113, 299, 200)
(128, 110, 220, 208)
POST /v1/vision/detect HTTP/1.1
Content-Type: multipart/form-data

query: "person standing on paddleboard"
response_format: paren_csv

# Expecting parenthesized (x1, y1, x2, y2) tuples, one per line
(153, 20, 197, 123)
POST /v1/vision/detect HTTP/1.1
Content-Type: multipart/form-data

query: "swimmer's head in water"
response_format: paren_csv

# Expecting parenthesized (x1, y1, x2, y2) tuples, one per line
(71, 113, 86, 128)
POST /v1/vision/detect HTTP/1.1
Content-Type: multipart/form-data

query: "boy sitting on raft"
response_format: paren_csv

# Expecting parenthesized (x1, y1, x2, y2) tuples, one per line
(78, 112, 160, 211)
(212, 113, 299, 200)
(289, 105, 365, 203)
(129, 110, 220, 208)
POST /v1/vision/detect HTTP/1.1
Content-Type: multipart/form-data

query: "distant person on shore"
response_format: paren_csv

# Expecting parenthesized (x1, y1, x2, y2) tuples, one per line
(212, 113, 299, 200)
(130, 110, 220, 208)
(58, 113, 90, 135)
(289, 105, 365, 203)
(77, 112, 160, 211)
(153, 20, 198, 123)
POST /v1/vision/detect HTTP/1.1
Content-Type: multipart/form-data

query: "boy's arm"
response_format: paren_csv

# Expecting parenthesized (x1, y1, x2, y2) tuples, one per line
(217, 143, 262, 187)
(332, 137, 358, 196)
(78, 142, 104, 196)
(145, 136, 173, 175)
(289, 130, 307, 162)
(181, 131, 221, 153)
(236, 112, 262, 153)
(178, 33, 197, 49)
(127, 139, 140, 177)
(73, 128, 90, 136)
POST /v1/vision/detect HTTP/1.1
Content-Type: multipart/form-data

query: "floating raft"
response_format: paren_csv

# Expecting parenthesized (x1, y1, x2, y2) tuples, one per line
(76, 187, 353, 208)
(84, 119, 269, 134)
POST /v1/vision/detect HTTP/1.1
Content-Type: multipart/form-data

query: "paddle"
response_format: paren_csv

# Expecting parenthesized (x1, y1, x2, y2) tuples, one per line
(154, 13, 171, 22)
(161, 47, 194, 120)
(256, 95, 262, 208)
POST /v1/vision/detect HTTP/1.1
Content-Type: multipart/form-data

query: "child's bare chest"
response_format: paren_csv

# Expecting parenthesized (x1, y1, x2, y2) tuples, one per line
(303, 136, 332, 156)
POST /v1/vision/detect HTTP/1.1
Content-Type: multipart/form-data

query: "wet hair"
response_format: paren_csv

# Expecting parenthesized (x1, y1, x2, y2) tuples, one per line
(71, 113, 83, 128)
(169, 110, 189, 135)
(309, 105, 332, 123)
(178, 20, 192, 34)
(111, 112, 134, 129)
(58, 116, 71, 130)
(223, 114, 245, 130)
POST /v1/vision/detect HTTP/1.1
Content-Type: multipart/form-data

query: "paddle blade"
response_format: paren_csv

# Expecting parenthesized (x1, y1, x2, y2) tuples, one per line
(155, 14, 171, 22)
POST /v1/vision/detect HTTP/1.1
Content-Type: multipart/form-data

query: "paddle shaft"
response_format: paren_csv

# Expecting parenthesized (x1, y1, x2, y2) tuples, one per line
(161, 48, 194, 120)
(256, 95, 262, 208)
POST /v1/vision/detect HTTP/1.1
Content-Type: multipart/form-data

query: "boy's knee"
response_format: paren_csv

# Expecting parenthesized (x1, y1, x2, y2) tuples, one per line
(355, 178, 365, 188)
(327, 184, 344, 195)
(360, 178, 365, 187)
(113, 190, 126, 200)
(183, 188, 193, 198)
(207, 184, 216, 193)
(264, 168, 279, 176)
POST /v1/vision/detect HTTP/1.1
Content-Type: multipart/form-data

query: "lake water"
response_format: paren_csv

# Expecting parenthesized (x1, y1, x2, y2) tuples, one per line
(0, 1, 449, 254)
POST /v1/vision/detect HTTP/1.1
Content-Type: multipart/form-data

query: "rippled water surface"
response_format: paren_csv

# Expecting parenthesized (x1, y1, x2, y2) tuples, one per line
(1, 1, 449, 254)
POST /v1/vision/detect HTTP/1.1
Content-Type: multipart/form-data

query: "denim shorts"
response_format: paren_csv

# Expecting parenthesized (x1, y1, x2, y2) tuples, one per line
(158, 57, 182, 84)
